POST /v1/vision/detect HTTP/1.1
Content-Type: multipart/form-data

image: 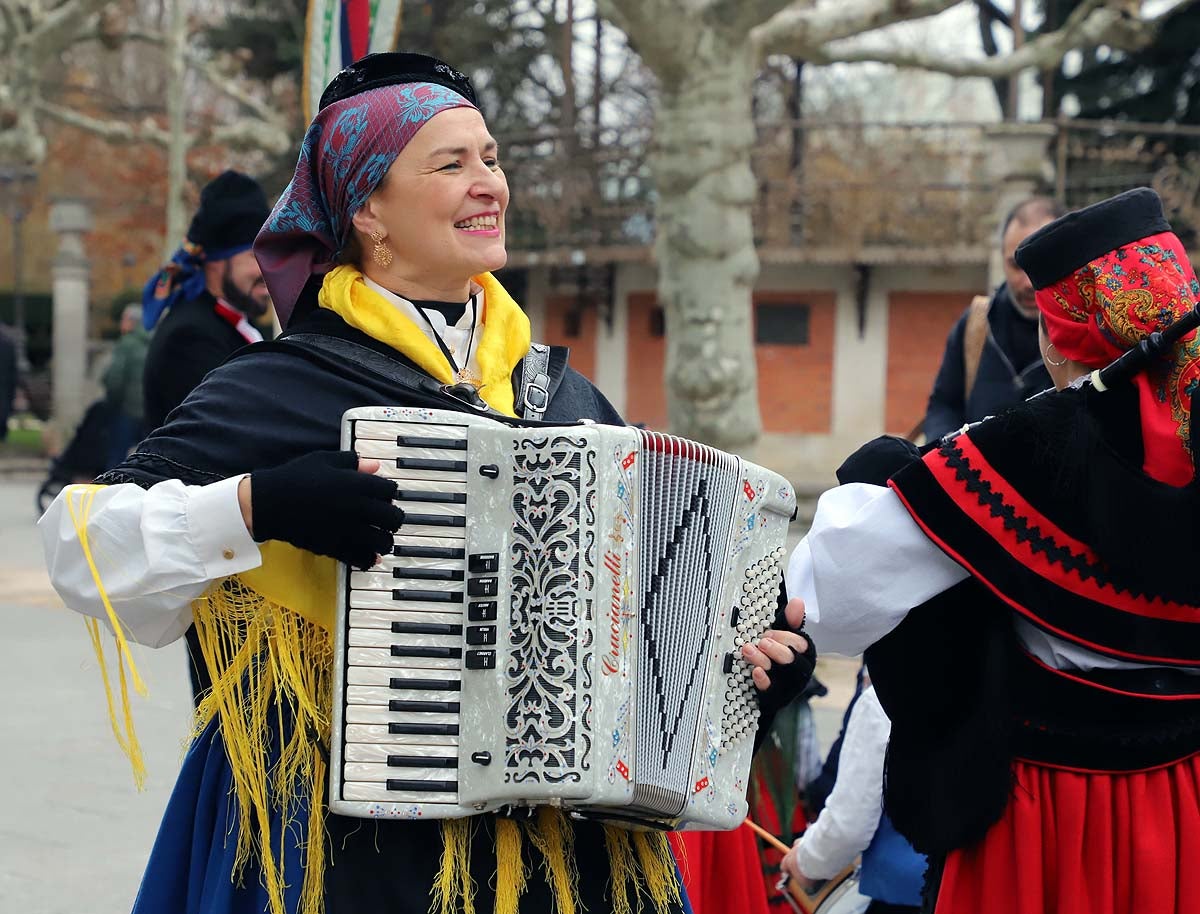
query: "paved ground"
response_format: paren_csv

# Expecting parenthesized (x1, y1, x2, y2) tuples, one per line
(0, 475, 858, 913)
(0, 477, 194, 914)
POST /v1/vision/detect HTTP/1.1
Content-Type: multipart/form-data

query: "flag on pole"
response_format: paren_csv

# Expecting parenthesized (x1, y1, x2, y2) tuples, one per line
(303, 0, 404, 121)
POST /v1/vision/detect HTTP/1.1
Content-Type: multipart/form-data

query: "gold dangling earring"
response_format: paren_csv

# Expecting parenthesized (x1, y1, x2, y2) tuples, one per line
(370, 230, 393, 268)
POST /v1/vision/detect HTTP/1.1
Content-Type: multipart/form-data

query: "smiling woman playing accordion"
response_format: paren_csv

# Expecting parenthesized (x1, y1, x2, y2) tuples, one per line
(786, 188, 1200, 914)
(38, 52, 814, 914)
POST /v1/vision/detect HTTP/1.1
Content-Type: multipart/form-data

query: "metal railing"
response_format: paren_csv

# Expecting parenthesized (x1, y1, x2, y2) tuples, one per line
(500, 118, 1200, 259)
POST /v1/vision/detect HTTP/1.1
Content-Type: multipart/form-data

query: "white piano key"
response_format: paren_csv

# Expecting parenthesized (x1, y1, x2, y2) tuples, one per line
(344, 743, 460, 764)
(394, 501, 468, 517)
(350, 572, 464, 592)
(346, 667, 462, 689)
(350, 591, 465, 611)
(340, 783, 458, 805)
(373, 464, 468, 484)
(346, 685, 463, 705)
(348, 609, 463, 630)
(344, 706, 459, 726)
(343, 762, 459, 783)
(372, 555, 466, 572)
(344, 724, 459, 746)
(347, 647, 462, 670)
(355, 421, 469, 442)
(348, 629, 461, 650)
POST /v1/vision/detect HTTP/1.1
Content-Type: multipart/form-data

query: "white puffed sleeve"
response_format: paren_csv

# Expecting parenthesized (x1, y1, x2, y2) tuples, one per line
(39, 476, 262, 647)
(786, 483, 968, 656)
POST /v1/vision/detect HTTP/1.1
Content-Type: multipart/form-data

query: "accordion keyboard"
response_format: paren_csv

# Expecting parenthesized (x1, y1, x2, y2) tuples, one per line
(338, 419, 496, 808)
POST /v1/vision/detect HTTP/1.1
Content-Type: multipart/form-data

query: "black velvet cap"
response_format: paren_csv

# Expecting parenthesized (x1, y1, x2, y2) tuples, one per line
(186, 170, 270, 252)
(1014, 188, 1172, 290)
(318, 52, 477, 111)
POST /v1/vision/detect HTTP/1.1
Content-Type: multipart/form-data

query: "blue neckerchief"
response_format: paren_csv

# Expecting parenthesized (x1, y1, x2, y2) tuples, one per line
(142, 242, 254, 330)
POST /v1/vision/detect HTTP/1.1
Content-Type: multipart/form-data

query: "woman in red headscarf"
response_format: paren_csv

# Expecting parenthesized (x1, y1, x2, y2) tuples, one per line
(784, 188, 1200, 914)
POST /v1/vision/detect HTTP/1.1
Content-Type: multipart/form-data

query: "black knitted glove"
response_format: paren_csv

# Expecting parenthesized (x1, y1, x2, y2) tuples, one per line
(756, 579, 819, 718)
(250, 450, 403, 569)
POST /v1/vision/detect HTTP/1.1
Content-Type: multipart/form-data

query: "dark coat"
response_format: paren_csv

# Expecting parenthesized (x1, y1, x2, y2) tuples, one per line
(923, 284, 1052, 442)
(143, 291, 253, 433)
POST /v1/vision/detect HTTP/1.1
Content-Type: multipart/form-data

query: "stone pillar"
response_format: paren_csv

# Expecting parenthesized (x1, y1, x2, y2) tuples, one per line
(49, 198, 92, 442)
(982, 123, 1056, 289)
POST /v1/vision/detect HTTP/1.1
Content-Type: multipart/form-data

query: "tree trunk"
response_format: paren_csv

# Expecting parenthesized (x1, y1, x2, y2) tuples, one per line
(164, 0, 188, 256)
(652, 44, 761, 448)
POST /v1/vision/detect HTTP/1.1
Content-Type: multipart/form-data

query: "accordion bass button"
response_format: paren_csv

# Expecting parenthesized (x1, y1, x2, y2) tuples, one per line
(471, 751, 492, 766)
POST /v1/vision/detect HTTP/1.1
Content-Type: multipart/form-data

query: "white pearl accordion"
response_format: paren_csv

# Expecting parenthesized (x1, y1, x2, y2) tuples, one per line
(329, 407, 797, 829)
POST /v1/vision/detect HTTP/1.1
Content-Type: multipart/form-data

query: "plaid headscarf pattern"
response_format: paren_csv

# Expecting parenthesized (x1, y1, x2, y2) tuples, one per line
(254, 81, 475, 325)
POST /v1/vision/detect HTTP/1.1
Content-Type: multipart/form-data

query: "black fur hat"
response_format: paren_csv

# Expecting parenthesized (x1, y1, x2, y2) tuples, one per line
(186, 170, 270, 253)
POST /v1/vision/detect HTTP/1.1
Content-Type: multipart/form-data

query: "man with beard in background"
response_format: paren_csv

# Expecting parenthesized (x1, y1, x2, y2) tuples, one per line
(142, 171, 272, 433)
(139, 170, 271, 704)
(922, 197, 1064, 442)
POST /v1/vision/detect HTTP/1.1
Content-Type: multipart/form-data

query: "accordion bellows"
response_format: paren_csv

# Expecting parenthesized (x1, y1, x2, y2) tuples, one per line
(329, 407, 797, 829)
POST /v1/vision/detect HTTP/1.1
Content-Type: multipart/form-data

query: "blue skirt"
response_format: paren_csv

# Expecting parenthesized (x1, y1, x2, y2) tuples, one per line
(130, 718, 693, 914)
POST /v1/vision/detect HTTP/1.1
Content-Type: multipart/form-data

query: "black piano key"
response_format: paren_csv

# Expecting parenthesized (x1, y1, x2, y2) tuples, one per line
(392, 589, 464, 603)
(467, 578, 498, 597)
(389, 699, 462, 713)
(386, 778, 458, 792)
(404, 513, 467, 528)
(388, 722, 460, 736)
(388, 755, 458, 768)
(395, 435, 468, 450)
(391, 621, 464, 636)
(465, 625, 496, 646)
(390, 677, 461, 691)
(392, 567, 465, 582)
(396, 457, 468, 472)
(394, 545, 466, 560)
(395, 489, 468, 504)
(390, 645, 463, 659)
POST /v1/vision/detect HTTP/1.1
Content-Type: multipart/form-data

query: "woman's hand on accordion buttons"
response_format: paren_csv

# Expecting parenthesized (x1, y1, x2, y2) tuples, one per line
(244, 450, 404, 570)
(742, 597, 813, 693)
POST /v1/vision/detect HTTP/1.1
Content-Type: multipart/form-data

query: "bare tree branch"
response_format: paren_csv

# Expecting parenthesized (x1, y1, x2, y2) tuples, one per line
(35, 99, 171, 145)
(808, 0, 1190, 77)
(751, 0, 961, 59)
(599, 0, 691, 83)
(102, 26, 285, 126)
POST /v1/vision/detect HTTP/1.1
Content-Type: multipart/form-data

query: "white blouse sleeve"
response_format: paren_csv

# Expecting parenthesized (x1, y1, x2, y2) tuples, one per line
(786, 483, 968, 657)
(794, 687, 890, 879)
(38, 476, 263, 648)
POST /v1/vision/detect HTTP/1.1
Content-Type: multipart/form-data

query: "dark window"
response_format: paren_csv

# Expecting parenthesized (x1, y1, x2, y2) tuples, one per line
(649, 306, 665, 337)
(563, 310, 582, 338)
(756, 302, 810, 345)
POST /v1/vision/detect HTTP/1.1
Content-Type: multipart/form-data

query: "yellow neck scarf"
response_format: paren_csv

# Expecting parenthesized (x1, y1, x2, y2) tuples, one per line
(317, 264, 531, 417)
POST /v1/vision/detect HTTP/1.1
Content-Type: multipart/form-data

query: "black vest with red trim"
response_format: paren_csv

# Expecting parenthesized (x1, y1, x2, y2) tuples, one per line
(855, 381, 1200, 855)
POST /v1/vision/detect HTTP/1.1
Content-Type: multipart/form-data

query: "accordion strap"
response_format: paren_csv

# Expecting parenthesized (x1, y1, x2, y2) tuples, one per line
(265, 331, 566, 422)
(519, 342, 552, 421)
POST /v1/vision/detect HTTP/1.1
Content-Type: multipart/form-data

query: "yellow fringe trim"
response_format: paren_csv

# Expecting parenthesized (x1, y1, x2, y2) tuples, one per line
(66, 484, 148, 789)
(631, 831, 683, 913)
(527, 808, 579, 914)
(191, 576, 333, 914)
(495, 817, 528, 914)
(432, 818, 475, 914)
(604, 827, 639, 914)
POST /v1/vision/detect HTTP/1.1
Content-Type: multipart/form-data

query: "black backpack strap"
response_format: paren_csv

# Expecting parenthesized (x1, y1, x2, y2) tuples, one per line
(280, 332, 440, 394)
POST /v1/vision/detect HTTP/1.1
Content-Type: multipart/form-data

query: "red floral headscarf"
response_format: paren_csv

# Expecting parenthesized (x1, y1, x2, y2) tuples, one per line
(1036, 226, 1200, 485)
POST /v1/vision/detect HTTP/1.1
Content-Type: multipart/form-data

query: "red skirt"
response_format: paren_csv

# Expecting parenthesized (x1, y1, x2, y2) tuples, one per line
(672, 824, 770, 914)
(935, 753, 1200, 914)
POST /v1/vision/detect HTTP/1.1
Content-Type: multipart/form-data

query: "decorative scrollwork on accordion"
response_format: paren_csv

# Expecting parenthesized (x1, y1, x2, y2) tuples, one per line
(505, 435, 595, 783)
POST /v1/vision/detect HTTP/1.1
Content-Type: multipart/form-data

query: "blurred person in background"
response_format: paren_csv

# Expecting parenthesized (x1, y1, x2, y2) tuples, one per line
(922, 197, 1062, 442)
(0, 325, 15, 441)
(102, 304, 149, 469)
(139, 169, 271, 705)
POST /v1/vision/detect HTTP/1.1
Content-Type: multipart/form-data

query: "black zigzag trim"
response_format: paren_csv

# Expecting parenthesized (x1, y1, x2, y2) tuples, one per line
(937, 439, 1148, 601)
